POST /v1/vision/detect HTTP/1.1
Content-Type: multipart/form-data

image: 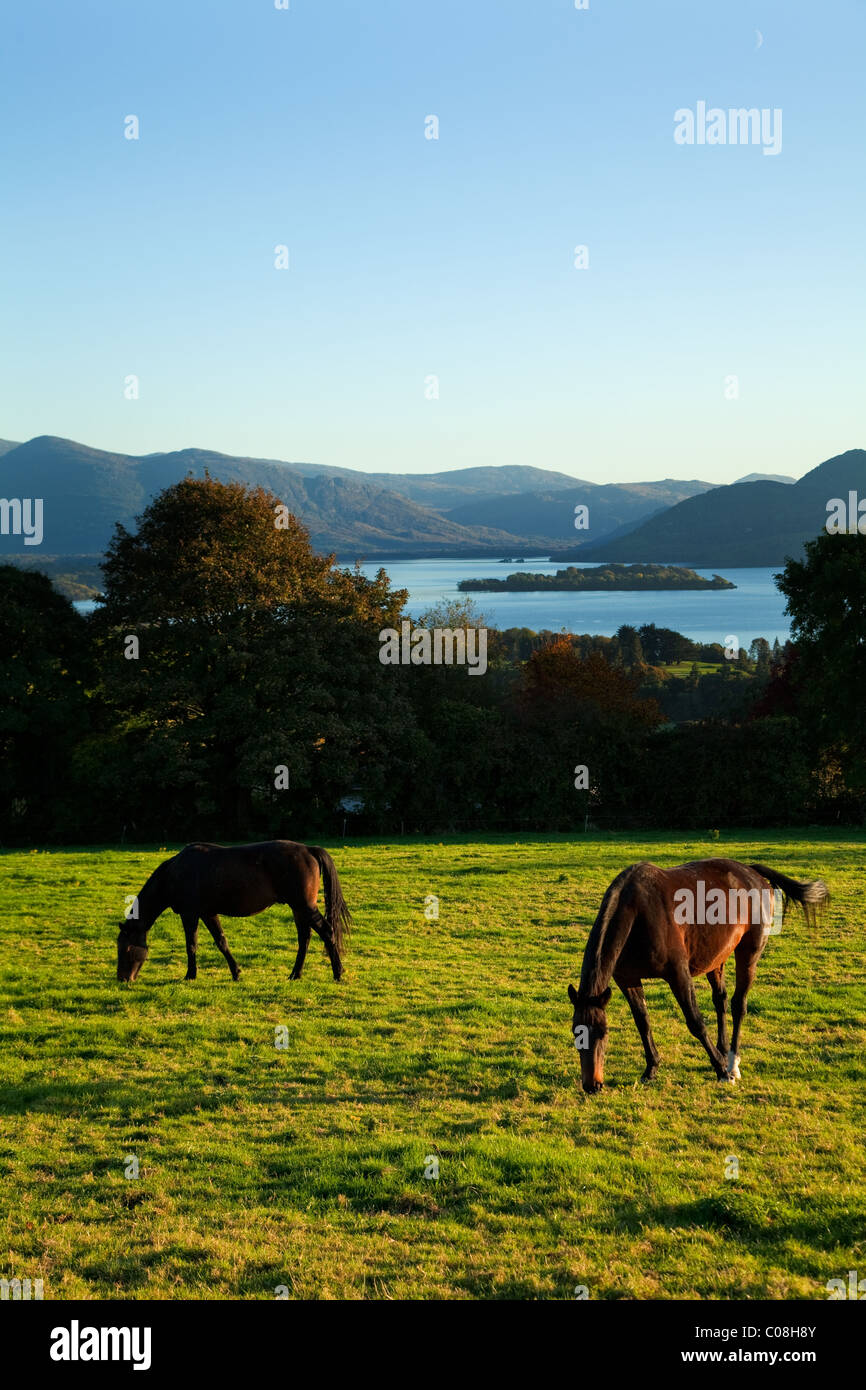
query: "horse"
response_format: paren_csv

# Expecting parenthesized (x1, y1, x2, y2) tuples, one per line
(116, 840, 352, 984)
(568, 858, 828, 1092)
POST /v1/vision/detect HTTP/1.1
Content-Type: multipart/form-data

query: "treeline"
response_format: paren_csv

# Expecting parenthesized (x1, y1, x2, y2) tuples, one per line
(2, 477, 864, 842)
(458, 564, 735, 592)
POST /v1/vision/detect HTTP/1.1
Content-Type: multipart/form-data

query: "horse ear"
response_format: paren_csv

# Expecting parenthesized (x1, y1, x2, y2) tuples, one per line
(600, 987, 612, 1006)
(568, 983, 579, 1006)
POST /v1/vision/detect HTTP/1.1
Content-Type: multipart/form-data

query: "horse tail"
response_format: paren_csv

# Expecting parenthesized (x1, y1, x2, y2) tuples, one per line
(310, 847, 353, 955)
(749, 864, 830, 928)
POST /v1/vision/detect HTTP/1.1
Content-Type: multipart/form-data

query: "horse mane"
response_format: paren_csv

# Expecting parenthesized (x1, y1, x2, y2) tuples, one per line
(578, 866, 639, 998)
(131, 857, 173, 926)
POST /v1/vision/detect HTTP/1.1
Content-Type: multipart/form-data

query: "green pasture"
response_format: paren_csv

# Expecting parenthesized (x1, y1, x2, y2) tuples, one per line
(1, 831, 864, 1300)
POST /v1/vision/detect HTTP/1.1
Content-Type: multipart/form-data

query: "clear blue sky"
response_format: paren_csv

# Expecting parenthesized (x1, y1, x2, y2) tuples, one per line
(1, 0, 863, 483)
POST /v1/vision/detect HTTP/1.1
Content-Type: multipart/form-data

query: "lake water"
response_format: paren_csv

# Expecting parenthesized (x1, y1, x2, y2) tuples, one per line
(74, 559, 791, 645)
(358, 559, 791, 646)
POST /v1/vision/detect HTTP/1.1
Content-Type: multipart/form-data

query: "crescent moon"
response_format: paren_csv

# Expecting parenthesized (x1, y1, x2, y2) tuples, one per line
(755, 29, 763, 49)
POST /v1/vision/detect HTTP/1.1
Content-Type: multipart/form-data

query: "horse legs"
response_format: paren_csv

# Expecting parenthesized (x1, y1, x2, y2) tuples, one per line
(729, 938, 762, 1081)
(618, 982, 661, 1083)
(664, 963, 729, 1079)
(307, 906, 342, 981)
(707, 965, 729, 1056)
(288, 908, 312, 980)
(182, 914, 199, 981)
(201, 914, 242, 981)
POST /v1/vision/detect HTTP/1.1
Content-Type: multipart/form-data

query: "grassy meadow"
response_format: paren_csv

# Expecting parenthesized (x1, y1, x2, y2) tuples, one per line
(1, 830, 864, 1300)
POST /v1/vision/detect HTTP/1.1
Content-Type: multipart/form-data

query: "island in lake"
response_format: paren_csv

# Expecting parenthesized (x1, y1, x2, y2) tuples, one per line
(458, 563, 736, 592)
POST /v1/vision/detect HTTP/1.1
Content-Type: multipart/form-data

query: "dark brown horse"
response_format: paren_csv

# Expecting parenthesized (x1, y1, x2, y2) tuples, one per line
(117, 840, 352, 984)
(568, 858, 828, 1092)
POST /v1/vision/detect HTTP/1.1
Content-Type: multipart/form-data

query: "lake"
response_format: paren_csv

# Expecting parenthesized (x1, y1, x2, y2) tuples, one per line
(357, 558, 791, 646)
(74, 558, 791, 646)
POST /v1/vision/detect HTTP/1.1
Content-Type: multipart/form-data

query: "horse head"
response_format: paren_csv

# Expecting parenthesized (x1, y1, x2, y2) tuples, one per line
(568, 982, 611, 1093)
(117, 921, 149, 982)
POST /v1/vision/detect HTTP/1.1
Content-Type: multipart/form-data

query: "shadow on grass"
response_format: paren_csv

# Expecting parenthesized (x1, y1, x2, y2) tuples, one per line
(606, 1191, 865, 1251)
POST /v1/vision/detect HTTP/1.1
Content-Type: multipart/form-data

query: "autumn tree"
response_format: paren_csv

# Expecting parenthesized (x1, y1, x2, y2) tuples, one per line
(86, 475, 415, 837)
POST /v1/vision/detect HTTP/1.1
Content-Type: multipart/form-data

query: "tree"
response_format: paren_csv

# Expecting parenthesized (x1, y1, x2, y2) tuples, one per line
(0, 565, 91, 838)
(508, 639, 663, 828)
(87, 475, 415, 838)
(776, 533, 866, 789)
(614, 624, 645, 670)
(638, 623, 692, 665)
(749, 637, 772, 676)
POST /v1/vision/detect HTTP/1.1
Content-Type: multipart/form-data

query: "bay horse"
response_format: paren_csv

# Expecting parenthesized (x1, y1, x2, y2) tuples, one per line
(568, 859, 828, 1092)
(116, 840, 352, 984)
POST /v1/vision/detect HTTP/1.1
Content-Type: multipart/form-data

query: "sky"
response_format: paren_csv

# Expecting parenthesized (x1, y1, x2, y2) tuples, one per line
(1, 0, 864, 485)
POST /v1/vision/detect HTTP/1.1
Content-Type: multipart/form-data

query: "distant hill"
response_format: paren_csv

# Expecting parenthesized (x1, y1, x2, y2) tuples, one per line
(734, 472, 796, 485)
(577, 450, 866, 565)
(0, 437, 718, 572)
(5, 432, 847, 575)
(360, 465, 588, 511)
(445, 479, 714, 542)
(0, 437, 542, 559)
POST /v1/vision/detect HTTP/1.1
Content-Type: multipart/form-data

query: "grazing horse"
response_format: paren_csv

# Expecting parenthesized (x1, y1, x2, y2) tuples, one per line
(116, 840, 352, 984)
(568, 859, 828, 1092)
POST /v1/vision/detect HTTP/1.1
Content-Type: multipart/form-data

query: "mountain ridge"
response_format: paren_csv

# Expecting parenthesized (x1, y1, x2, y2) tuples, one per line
(0, 435, 716, 559)
(577, 450, 866, 565)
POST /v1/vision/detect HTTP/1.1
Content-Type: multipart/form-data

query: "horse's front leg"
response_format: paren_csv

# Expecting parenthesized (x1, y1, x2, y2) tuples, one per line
(665, 962, 729, 1080)
(202, 914, 242, 981)
(182, 914, 199, 980)
(617, 980, 661, 1083)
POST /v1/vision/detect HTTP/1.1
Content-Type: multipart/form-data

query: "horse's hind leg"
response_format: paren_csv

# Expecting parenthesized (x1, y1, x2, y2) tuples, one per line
(618, 981, 660, 1083)
(182, 914, 199, 981)
(301, 904, 342, 981)
(707, 965, 729, 1056)
(729, 938, 763, 1080)
(288, 909, 312, 980)
(202, 914, 242, 981)
(665, 962, 729, 1079)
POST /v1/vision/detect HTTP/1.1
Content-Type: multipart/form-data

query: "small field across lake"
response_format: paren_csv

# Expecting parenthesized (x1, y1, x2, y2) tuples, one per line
(1, 831, 864, 1300)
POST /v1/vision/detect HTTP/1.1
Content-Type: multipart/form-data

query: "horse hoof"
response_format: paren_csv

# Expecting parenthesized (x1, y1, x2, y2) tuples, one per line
(726, 1050, 741, 1080)
(640, 1069, 658, 1084)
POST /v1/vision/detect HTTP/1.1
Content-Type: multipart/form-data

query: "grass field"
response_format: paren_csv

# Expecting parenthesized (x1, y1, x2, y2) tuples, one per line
(1, 830, 864, 1300)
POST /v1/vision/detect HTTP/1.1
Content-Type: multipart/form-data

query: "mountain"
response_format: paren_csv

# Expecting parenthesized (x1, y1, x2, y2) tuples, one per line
(0, 436, 719, 569)
(445, 479, 714, 543)
(8, 431, 839, 576)
(0, 437, 542, 558)
(577, 450, 866, 565)
(735, 472, 796, 485)
(0, 439, 21, 457)
(357, 465, 587, 511)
